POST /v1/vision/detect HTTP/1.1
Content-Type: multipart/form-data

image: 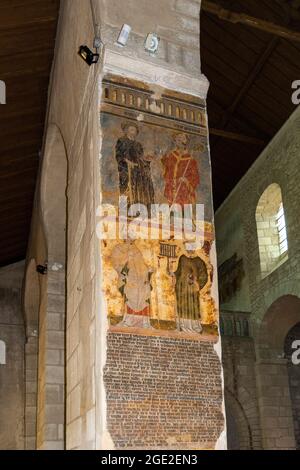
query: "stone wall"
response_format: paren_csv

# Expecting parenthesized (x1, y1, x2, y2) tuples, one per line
(100, 0, 202, 77)
(216, 106, 300, 324)
(216, 106, 300, 449)
(215, 202, 251, 313)
(38, 0, 101, 450)
(221, 333, 262, 450)
(285, 323, 300, 450)
(0, 262, 25, 450)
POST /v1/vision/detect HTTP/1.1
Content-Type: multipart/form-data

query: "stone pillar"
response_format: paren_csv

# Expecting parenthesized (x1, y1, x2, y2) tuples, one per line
(35, 0, 225, 449)
(255, 358, 296, 450)
(95, 0, 225, 450)
(36, 270, 66, 450)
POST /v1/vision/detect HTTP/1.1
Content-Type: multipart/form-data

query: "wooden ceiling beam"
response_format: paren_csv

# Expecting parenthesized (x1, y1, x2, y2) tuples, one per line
(0, 106, 44, 121)
(1, 65, 52, 80)
(0, 200, 35, 214)
(0, 123, 43, 139)
(0, 227, 30, 239)
(209, 128, 266, 145)
(274, 0, 300, 22)
(0, 138, 41, 155)
(0, 0, 55, 9)
(0, 17, 57, 32)
(220, 37, 279, 128)
(202, 0, 300, 42)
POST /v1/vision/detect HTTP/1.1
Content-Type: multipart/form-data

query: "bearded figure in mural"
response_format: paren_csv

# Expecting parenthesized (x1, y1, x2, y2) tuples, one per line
(115, 122, 155, 210)
(162, 133, 200, 206)
(175, 256, 208, 333)
(110, 240, 152, 329)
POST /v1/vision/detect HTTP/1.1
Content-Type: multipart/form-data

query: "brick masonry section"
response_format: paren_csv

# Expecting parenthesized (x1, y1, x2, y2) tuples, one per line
(104, 333, 224, 449)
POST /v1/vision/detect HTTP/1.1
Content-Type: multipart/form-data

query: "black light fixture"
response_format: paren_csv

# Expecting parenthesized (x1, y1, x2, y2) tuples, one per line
(36, 264, 48, 275)
(78, 45, 99, 66)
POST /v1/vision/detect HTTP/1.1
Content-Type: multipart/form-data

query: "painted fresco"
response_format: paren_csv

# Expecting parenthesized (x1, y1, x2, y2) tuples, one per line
(99, 75, 218, 336)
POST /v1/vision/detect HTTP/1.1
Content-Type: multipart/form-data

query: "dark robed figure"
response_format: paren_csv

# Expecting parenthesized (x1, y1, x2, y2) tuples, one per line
(115, 122, 155, 208)
(175, 255, 208, 333)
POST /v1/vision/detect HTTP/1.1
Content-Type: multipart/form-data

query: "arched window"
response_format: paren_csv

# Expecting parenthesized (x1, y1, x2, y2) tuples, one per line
(256, 183, 288, 278)
(0, 340, 6, 365)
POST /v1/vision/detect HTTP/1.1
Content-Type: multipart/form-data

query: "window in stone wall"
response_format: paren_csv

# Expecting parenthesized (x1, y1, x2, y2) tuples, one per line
(276, 203, 288, 256)
(0, 340, 6, 365)
(256, 183, 288, 278)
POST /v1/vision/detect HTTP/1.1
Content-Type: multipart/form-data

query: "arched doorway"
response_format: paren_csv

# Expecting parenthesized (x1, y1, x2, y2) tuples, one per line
(284, 322, 300, 450)
(256, 295, 300, 449)
(225, 390, 252, 450)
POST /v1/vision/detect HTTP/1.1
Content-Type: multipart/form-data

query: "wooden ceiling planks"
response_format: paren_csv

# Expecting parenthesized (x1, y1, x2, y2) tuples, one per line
(0, 0, 60, 267)
(201, 0, 300, 209)
(0, 0, 299, 265)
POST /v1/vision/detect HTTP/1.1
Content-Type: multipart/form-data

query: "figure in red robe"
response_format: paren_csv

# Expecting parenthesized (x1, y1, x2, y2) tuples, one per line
(161, 133, 200, 206)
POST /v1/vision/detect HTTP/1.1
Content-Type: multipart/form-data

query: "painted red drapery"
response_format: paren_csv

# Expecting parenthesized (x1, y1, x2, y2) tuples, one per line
(162, 150, 200, 205)
(126, 305, 150, 317)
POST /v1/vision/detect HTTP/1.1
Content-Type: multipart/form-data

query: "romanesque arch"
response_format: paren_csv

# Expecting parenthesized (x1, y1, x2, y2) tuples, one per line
(255, 295, 300, 449)
(284, 322, 300, 450)
(40, 123, 68, 265)
(225, 389, 253, 450)
(258, 295, 300, 356)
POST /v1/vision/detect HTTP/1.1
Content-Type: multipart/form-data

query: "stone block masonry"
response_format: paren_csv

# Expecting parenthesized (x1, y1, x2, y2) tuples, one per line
(104, 333, 224, 449)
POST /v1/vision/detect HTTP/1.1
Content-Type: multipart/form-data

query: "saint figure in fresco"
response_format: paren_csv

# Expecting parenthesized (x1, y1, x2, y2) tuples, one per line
(175, 255, 208, 333)
(115, 122, 155, 209)
(161, 133, 200, 206)
(110, 241, 152, 329)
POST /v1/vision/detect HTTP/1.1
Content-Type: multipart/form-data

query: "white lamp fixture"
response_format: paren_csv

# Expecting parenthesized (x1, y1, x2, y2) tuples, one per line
(144, 33, 160, 54)
(116, 24, 132, 47)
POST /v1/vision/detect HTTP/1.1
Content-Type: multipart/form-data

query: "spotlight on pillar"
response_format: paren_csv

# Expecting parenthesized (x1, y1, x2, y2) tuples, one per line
(78, 45, 99, 66)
